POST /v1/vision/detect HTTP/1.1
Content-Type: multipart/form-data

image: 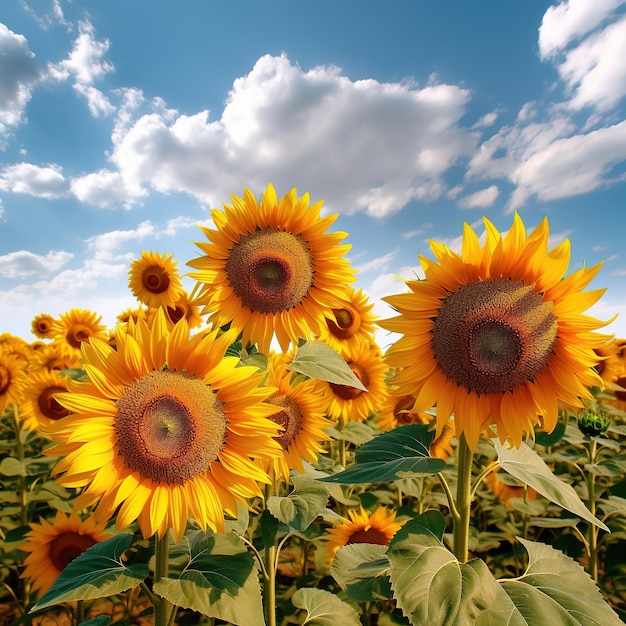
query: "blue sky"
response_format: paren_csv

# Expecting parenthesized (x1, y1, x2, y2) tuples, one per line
(1, 0, 625, 347)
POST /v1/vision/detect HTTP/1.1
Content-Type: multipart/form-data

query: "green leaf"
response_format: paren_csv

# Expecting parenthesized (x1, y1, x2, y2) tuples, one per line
(325, 420, 377, 446)
(0, 457, 26, 476)
(498, 537, 623, 625)
(493, 440, 609, 532)
(291, 587, 361, 626)
(266, 476, 328, 531)
(331, 543, 392, 601)
(534, 420, 566, 447)
(259, 508, 279, 548)
(287, 341, 367, 390)
(155, 530, 264, 626)
(33, 534, 149, 611)
(319, 424, 446, 484)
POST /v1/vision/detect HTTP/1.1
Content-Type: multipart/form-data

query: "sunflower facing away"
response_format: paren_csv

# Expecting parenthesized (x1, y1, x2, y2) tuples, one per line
(326, 506, 404, 562)
(187, 184, 355, 353)
(379, 213, 611, 450)
(20, 510, 112, 599)
(46, 309, 282, 541)
(129, 250, 184, 309)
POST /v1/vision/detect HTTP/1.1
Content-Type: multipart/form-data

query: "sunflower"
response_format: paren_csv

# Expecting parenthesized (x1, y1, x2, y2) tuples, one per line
(316, 286, 378, 359)
(260, 353, 333, 482)
(31, 313, 57, 340)
(0, 349, 26, 416)
(46, 309, 282, 541)
(147, 289, 204, 330)
(20, 510, 112, 599)
(129, 250, 184, 309)
(27, 341, 80, 374)
(52, 309, 108, 359)
(483, 463, 537, 509)
(187, 184, 355, 353)
(325, 506, 404, 562)
(20, 369, 70, 432)
(379, 213, 611, 450)
(319, 341, 389, 426)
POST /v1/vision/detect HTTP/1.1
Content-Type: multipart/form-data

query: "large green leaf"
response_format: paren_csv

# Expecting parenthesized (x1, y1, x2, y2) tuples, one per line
(287, 341, 367, 390)
(493, 440, 609, 531)
(33, 534, 149, 611)
(291, 587, 361, 626)
(155, 530, 264, 626)
(330, 543, 392, 601)
(266, 475, 329, 531)
(319, 424, 446, 484)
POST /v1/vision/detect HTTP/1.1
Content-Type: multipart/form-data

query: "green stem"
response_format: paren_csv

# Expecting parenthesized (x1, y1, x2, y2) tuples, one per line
(153, 533, 176, 626)
(12, 406, 28, 527)
(264, 482, 278, 626)
(452, 433, 474, 563)
(586, 439, 599, 582)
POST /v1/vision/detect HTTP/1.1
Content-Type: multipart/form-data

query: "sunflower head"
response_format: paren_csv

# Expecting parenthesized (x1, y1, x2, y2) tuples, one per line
(147, 289, 204, 330)
(379, 212, 612, 449)
(20, 369, 71, 432)
(129, 251, 184, 309)
(187, 184, 355, 353)
(0, 349, 26, 415)
(52, 308, 108, 357)
(31, 313, 57, 340)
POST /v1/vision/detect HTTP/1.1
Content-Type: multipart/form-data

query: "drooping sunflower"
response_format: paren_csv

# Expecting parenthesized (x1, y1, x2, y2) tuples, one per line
(52, 308, 108, 359)
(129, 250, 184, 309)
(20, 369, 70, 432)
(46, 309, 282, 541)
(316, 286, 378, 359)
(187, 184, 356, 353)
(325, 506, 404, 562)
(20, 510, 112, 599)
(260, 353, 333, 483)
(379, 213, 611, 450)
(31, 313, 57, 340)
(0, 349, 26, 416)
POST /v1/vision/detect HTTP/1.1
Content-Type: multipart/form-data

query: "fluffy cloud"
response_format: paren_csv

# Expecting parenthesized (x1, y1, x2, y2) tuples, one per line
(0, 162, 67, 198)
(458, 185, 500, 209)
(109, 54, 477, 217)
(70, 168, 145, 208)
(0, 249, 73, 278)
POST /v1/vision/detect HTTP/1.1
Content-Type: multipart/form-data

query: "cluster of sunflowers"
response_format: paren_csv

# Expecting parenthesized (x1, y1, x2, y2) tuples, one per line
(1, 184, 626, 625)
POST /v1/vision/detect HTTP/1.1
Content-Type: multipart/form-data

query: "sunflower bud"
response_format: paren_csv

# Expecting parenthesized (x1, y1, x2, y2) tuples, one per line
(577, 410, 610, 437)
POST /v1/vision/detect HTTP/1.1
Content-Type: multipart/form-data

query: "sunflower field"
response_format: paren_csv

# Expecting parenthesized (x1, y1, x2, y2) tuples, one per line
(1, 185, 626, 626)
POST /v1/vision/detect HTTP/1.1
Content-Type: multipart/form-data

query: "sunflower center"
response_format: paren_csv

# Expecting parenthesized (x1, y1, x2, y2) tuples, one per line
(38, 386, 70, 421)
(269, 395, 303, 449)
(0, 365, 10, 396)
(49, 532, 98, 572)
(226, 229, 314, 314)
(432, 279, 557, 395)
(115, 370, 227, 484)
(329, 363, 369, 400)
(66, 325, 92, 349)
(347, 527, 389, 546)
(37, 320, 52, 334)
(167, 304, 186, 324)
(327, 306, 361, 340)
(143, 265, 171, 294)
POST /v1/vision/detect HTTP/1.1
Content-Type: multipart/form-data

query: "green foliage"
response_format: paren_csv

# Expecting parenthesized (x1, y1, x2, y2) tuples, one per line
(291, 587, 361, 626)
(330, 543, 392, 601)
(267, 475, 329, 532)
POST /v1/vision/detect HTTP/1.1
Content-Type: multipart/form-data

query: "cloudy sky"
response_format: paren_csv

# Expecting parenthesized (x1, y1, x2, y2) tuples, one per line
(1, 0, 625, 347)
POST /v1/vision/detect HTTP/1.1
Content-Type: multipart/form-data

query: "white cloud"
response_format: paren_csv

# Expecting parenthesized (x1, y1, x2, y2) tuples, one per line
(458, 185, 500, 209)
(356, 250, 398, 273)
(74, 83, 116, 117)
(0, 24, 42, 140)
(70, 168, 145, 208)
(472, 111, 499, 128)
(0, 162, 67, 198)
(0, 249, 73, 278)
(19, 0, 70, 30)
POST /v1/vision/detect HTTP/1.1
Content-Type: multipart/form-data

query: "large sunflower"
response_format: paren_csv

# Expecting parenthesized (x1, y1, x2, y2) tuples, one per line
(129, 251, 184, 309)
(20, 369, 70, 432)
(187, 184, 355, 353)
(20, 510, 112, 599)
(379, 213, 611, 450)
(46, 309, 282, 541)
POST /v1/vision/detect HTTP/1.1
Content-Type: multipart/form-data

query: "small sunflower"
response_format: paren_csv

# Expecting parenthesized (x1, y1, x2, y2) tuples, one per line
(46, 309, 282, 541)
(379, 213, 611, 450)
(261, 353, 333, 482)
(129, 251, 184, 309)
(317, 286, 378, 358)
(147, 289, 204, 330)
(484, 463, 537, 509)
(20, 510, 112, 599)
(52, 309, 108, 359)
(31, 313, 57, 340)
(27, 341, 80, 374)
(326, 506, 404, 562)
(187, 184, 355, 353)
(0, 349, 26, 415)
(20, 369, 70, 432)
(319, 341, 389, 426)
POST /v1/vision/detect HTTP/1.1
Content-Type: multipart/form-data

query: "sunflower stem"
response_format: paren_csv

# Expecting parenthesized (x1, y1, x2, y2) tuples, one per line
(453, 433, 473, 563)
(586, 438, 599, 582)
(264, 482, 278, 626)
(153, 532, 176, 626)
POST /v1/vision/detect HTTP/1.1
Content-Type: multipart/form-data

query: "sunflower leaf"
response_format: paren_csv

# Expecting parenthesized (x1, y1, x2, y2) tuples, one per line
(266, 476, 329, 532)
(291, 587, 361, 626)
(32, 534, 149, 612)
(156, 530, 264, 626)
(330, 543, 392, 601)
(287, 341, 367, 391)
(493, 439, 609, 531)
(319, 424, 446, 484)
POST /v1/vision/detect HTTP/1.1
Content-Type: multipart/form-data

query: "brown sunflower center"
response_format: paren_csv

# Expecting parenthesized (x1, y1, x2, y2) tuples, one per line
(432, 279, 557, 395)
(37, 320, 52, 334)
(226, 229, 314, 314)
(167, 304, 186, 324)
(115, 370, 226, 485)
(329, 363, 369, 400)
(143, 265, 170, 294)
(38, 386, 70, 421)
(327, 306, 361, 340)
(347, 527, 389, 546)
(66, 325, 92, 349)
(49, 532, 98, 572)
(0, 365, 10, 396)
(393, 395, 421, 425)
(269, 395, 303, 449)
